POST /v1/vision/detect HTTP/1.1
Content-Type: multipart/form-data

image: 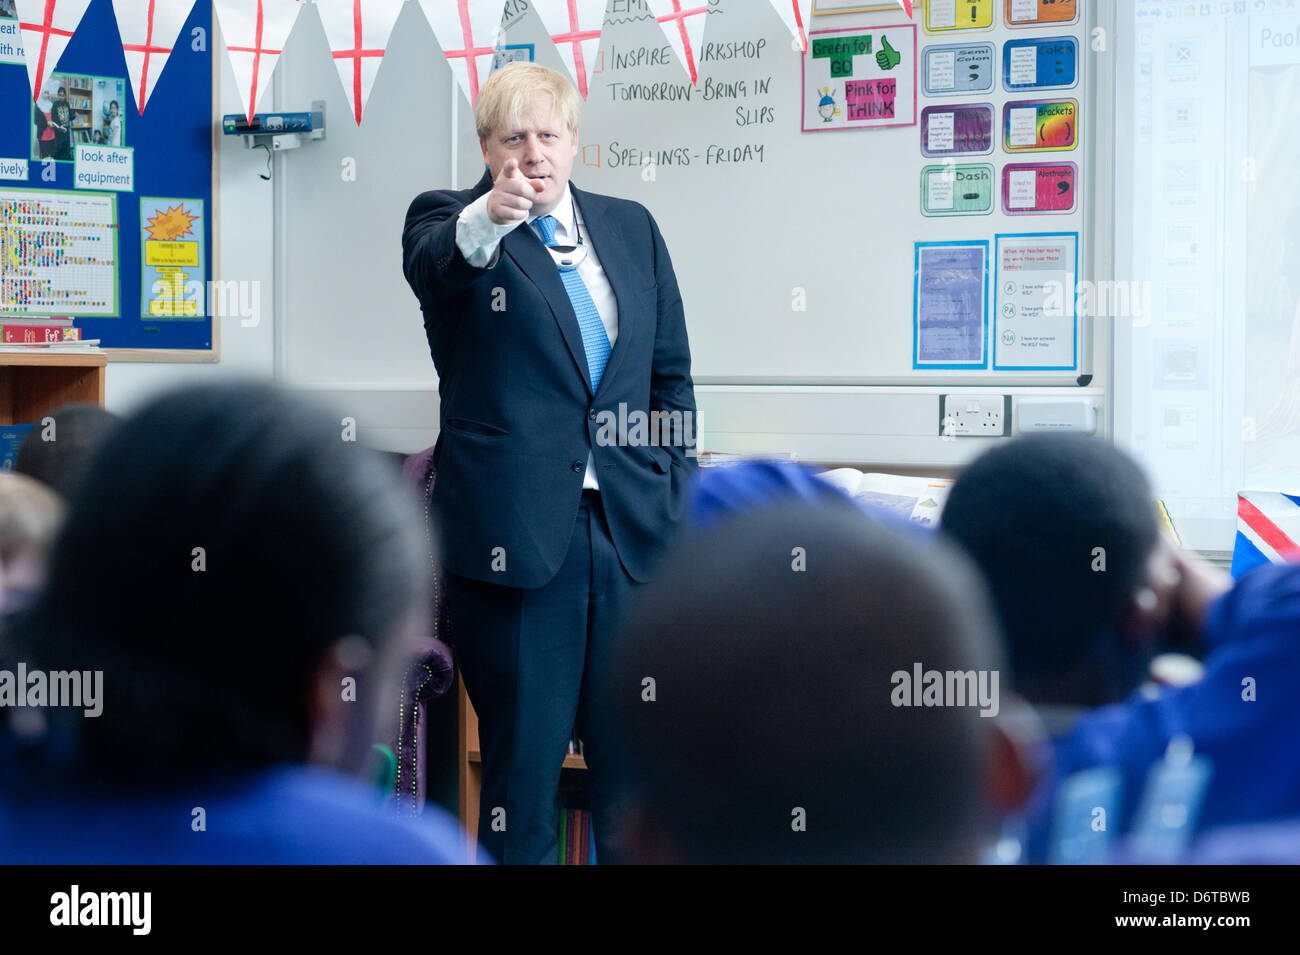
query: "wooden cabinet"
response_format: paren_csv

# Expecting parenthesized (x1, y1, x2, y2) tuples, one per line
(0, 352, 107, 425)
(457, 679, 587, 862)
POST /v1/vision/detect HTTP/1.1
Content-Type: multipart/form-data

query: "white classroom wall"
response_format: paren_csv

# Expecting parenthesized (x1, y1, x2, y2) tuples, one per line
(104, 0, 1110, 469)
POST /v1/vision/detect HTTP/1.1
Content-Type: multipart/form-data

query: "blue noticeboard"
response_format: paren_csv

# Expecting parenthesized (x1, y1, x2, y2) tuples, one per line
(0, 0, 213, 352)
(1002, 36, 1078, 92)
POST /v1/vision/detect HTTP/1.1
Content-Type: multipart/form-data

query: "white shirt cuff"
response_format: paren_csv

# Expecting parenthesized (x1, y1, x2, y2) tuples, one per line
(455, 191, 519, 269)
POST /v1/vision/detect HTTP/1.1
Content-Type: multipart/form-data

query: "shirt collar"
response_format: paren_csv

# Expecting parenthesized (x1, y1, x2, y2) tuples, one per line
(528, 182, 575, 236)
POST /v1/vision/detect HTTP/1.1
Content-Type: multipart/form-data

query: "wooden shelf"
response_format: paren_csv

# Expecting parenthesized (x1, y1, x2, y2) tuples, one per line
(465, 747, 587, 771)
(0, 351, 106, 425)
(457, 677, 588, 862)
(0, 351, 107, 367)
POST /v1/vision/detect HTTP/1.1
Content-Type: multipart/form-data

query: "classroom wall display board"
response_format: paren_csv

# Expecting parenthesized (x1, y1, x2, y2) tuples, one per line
(495, 0, 1090, 385)
(0, 0, 215, 358)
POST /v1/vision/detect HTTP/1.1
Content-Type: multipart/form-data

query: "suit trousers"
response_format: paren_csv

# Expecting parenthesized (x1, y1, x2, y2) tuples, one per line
(446, 489, 640, 864)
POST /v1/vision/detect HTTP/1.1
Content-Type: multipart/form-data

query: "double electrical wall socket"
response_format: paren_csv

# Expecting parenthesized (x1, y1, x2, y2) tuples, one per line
(940, 394, 1011, 437)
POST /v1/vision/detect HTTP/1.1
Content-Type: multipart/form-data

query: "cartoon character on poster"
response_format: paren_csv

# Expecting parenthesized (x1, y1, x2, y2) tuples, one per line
(817, 87, 841, 123)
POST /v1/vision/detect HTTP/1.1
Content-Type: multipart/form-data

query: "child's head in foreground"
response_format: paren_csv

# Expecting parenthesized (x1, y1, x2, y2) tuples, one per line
(940, 434, 1174, 708)
(4, 382, 430, 793)
(602, 497, 1022, 864)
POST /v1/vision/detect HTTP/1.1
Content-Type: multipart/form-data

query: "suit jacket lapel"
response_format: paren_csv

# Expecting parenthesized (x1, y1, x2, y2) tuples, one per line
(501, 204, 594, 396)
(571, 186, 633, 398)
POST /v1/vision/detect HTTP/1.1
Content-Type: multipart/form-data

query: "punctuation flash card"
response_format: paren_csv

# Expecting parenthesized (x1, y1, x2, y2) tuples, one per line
(921, 163, 994, 216)
(921, 103, 994, 157)
(1002, 98, 1078, 152)
(924, 0, 994, 33)
(1002, 162, 1077, 215)
(1004, 0, 1079, 28)
(1002, 36, 1078, 91)
(923, 43, 994, 95)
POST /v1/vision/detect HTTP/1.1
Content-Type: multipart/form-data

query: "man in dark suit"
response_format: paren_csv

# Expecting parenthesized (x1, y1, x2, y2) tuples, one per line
(401, 63, 697, 864)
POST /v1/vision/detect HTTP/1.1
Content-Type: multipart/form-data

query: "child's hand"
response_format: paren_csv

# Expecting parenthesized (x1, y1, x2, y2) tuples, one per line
(1148, 537, 1231, 653)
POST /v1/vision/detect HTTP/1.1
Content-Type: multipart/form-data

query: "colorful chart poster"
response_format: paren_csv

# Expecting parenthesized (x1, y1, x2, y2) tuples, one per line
(922, 43, 994, 95)
(914, 241, 989, 368)
(1004, 0, 1078, 28)
(993, 232, 1078, 370)
(140, 197, 205, 319)
(924, 0, 994, 33)
(803, 25, 918, 132)
(1003, 98, 1078, 152)
(921, 103, 994, 156)
(0, 187, 117, 316)
(921, 163, 994, 216)
(1002, 162, 1077, 214)
(1002, 36, 1078, 91)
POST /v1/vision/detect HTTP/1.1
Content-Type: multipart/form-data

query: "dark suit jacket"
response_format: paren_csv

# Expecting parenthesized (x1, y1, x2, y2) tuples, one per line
(402, 171, 698, 588)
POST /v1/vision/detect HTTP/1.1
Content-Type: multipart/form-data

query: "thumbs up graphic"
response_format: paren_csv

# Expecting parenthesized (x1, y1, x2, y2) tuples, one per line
(877, 36, 901, 71)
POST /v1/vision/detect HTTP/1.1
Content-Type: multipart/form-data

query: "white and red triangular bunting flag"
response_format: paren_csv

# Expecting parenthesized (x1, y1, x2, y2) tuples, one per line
(766, 0, 808, 52)
(213, 0, 304, 121)
(418, 0, 507, 105)
(316, 0, 404, 125)
(530, 0, 605, 100)
(14, 0, 93, 102)
(642, 0, 709, 86)
(111, 0, 197, 114)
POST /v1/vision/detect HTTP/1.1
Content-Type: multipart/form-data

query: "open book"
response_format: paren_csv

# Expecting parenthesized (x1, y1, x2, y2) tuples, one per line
(818, 469, 953, 528)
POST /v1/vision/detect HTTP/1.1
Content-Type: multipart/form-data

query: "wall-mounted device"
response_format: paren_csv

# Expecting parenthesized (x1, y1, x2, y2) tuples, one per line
(221, 100, 326, 151)
(1015, 398, 1100, 435)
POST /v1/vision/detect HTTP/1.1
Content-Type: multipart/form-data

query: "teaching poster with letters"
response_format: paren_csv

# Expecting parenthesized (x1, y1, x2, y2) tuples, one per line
(993, 232, 1079, 370)
(914, 240, 990, 369)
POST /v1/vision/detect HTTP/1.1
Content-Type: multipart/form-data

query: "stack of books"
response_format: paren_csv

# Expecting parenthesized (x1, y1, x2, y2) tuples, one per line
(0, 316, 81, 344)
(557, 793, 596, 865)
(1, 424, 34, 471)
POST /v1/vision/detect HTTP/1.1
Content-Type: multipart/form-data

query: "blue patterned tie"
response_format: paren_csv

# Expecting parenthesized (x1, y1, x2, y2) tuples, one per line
(533, 214, 611, 392)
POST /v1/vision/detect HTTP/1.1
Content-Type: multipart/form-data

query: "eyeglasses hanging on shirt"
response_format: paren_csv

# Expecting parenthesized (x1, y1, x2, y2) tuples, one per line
(536, 195, 588, 271)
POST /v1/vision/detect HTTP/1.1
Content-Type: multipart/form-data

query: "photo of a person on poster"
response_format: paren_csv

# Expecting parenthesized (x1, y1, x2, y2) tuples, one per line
(103, 100, 123, 146)
(50, 87, 74, 159)
(30, 74, 126, 161)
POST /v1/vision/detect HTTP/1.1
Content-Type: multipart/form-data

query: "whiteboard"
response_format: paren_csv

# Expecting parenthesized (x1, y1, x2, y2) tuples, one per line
(498, 0, 1093, 385)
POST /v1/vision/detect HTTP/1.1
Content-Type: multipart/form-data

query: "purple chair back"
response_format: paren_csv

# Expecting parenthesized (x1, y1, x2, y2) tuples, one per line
(389, 446, 456, 814)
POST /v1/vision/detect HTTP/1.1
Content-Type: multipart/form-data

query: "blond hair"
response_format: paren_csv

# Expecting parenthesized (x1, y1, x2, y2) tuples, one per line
(474, 62, 581, 142)
(0, 471, 63, 565)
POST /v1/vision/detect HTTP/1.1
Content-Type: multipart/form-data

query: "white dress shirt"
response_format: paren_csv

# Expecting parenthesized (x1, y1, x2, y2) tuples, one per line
(455, 182, 619, 490)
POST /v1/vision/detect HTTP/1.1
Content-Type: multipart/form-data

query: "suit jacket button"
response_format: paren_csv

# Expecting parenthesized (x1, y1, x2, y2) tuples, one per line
(589, 409, 598, 420)
(572, 461, 584, 472)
